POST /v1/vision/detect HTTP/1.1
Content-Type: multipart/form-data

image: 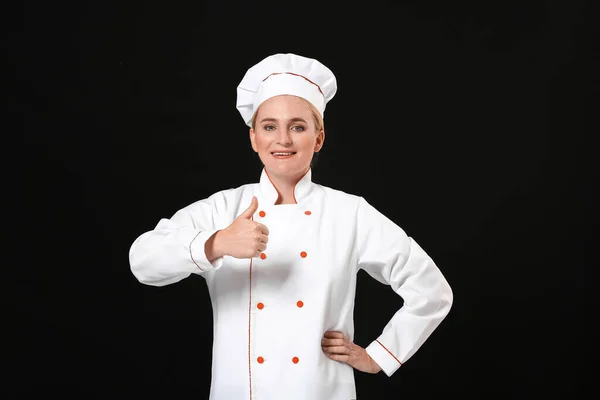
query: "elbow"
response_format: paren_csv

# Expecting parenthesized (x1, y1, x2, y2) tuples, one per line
(128, 238, 166, 287)
(130, 262, 154, 286)
(129, 240, 188, 287)
(129, 259, 173, 287)
(129, 252, 158, 286)
(439, 279, 454, 318)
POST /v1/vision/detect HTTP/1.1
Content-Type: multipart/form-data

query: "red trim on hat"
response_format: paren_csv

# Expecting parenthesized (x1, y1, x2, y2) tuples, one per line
(262, 72, 324, 95)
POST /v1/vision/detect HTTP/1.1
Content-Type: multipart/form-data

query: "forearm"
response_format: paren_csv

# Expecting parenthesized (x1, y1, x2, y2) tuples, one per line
(365, 240, 453, 376)
(366, 275, 453, 375)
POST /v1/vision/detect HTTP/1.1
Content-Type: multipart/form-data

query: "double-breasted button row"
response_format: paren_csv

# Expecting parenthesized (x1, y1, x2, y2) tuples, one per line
(255, 299, 304, 364)
(259, 251, 308, 260)
(256, 356, 300, 364)
(256, 208, 311, 259)
(257, 210, 313, 218)
(254, 207, 311, 368)
(256, 301, 304, 309)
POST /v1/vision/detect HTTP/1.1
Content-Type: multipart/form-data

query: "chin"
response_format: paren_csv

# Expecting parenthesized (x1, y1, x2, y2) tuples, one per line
(265, 163, 309, 178)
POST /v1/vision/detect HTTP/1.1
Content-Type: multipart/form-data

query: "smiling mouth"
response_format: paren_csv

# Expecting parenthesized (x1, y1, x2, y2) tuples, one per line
(271, 152, 297, 156)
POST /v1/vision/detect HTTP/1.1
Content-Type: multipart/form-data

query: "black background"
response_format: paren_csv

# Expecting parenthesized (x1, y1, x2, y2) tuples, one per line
(14, 0, 593, 398)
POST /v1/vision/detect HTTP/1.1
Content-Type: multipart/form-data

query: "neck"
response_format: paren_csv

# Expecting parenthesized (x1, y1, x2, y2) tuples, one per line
(266, 168, 309, 205)
(273, 180, 296, 205)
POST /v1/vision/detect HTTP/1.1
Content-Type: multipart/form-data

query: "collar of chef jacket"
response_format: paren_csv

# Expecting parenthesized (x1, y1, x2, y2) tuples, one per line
(259, 168, 314, 205)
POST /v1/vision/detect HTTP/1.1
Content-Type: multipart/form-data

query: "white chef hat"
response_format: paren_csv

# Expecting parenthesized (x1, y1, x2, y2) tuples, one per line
(236, 53, 337, 127)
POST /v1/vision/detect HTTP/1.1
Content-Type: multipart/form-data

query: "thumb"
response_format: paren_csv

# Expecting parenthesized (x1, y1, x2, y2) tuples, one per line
(239, 196, 258, 219)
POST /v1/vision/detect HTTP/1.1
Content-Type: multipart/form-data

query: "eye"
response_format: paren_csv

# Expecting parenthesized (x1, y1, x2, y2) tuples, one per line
(263, 124, 276, 131)
(291, 125, 305, 132)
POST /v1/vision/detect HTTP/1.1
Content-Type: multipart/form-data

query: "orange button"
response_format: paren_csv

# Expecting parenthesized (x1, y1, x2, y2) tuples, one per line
(257, 356, 264, 364)
(260, 253, 267, 260)
(292, 356, 299, 364)
(304, 210, 312, 215)
(296, 301, 304, 308)
(259, 211, 266, 217)
(300, 251, 307, 258)
(257, 302, 264, 310)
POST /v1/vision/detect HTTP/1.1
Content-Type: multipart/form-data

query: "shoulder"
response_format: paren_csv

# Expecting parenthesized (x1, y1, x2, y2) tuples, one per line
(315, 183, 365, 210)
(315, 182, 393, 223)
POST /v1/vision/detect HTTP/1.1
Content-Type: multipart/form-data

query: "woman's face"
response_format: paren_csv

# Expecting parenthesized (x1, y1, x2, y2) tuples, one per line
(250, 95, 324, 181)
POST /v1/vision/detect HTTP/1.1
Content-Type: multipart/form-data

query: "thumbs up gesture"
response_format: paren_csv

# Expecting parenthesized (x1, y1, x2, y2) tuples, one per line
(218, 197, 270, 259)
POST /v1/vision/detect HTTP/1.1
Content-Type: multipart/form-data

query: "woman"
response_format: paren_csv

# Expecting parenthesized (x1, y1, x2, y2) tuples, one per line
(129, 53, 453, 400)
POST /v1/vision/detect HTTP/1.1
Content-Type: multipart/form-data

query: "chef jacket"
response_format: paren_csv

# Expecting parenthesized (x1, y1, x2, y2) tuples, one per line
(129, 168, 453, 400)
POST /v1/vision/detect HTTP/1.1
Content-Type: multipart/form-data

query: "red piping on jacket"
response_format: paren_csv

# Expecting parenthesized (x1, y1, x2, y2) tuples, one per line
(189, 232, 203, 271)
(375, 339, 402, 365)
(248, 216, 254, 399)
(264, 168, 310, 205)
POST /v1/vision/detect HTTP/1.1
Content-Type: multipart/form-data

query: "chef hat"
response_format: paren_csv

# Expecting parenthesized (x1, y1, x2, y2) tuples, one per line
(236, 53, 337, 127)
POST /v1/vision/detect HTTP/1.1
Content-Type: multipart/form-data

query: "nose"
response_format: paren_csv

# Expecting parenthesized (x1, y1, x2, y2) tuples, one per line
(276, 129, 293, 146)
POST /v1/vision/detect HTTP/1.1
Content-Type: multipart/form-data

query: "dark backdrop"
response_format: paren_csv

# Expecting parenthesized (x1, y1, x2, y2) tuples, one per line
(14, 0, 592, 398)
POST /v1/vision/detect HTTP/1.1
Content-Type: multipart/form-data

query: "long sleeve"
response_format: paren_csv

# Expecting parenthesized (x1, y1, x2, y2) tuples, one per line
(356, 197, 453, 377)
(129, 194, 225, 287)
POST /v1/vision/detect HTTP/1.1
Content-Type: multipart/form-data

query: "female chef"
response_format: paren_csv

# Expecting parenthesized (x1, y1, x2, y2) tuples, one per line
(129, 53, 453, 400)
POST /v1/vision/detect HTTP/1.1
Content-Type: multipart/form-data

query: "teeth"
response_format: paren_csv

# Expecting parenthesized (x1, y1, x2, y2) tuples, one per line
(273, 153, 294, 156)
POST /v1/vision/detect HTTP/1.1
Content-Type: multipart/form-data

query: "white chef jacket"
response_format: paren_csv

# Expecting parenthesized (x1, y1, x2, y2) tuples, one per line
(129, 168, 453, 400)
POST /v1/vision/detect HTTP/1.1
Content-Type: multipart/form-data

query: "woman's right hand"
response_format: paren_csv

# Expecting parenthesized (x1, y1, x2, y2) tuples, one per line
(213, 196, 269, 259)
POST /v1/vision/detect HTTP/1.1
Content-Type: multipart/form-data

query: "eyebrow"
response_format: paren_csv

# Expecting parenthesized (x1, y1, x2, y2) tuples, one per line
(259, 117, 308, 124)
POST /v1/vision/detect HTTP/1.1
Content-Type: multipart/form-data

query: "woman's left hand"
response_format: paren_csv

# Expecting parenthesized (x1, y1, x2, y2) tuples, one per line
(321, 331, 382, 374)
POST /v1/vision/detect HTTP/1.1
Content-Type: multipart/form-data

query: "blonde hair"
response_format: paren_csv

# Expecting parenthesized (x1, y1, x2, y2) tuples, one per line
(251, 97, 324, 132)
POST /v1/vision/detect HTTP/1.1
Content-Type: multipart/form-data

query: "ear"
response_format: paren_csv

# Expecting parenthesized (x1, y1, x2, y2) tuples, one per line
(314, 129, 325, 153)
(249, 128, 258, 152)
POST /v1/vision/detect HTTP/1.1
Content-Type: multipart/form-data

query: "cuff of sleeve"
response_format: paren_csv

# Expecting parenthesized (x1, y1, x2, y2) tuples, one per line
(366, 340, 402, 377)
(189, 229, 224, 273)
